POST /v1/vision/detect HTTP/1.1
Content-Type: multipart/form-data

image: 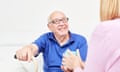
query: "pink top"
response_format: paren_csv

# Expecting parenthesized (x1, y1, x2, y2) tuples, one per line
(74, 19, 120, 72)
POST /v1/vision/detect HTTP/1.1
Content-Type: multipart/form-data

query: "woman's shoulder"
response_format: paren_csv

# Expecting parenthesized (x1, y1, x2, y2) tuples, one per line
(93, 19, 120, 34)
(98, 18, 120, 28)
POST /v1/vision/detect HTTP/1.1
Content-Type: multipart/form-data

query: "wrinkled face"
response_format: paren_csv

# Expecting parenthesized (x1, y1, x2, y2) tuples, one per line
(48, 12, 69, 36)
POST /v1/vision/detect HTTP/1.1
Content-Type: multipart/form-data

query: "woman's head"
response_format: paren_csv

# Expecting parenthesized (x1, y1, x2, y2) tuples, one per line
(100, 0, 120, 21)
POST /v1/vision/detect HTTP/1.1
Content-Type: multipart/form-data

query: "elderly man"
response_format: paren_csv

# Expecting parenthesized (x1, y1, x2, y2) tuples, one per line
(15, 10, 88, 72)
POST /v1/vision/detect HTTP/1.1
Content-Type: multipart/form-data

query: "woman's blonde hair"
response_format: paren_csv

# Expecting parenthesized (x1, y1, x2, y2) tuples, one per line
(100, 0, 120, 21)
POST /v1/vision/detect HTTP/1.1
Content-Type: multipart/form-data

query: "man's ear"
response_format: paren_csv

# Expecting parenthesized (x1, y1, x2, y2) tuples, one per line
(47, 24, 52, 31)
(47, 23, 50, 28)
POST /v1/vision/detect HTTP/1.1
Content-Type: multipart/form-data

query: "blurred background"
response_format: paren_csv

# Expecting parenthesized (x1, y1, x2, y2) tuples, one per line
(0, 0, 99, 72)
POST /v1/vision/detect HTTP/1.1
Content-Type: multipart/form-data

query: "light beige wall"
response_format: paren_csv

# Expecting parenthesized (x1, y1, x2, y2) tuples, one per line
(0, 0, 100, 72)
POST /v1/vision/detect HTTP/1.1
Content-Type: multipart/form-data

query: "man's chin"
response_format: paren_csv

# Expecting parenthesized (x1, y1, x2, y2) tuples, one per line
(58, 32, 68, 36)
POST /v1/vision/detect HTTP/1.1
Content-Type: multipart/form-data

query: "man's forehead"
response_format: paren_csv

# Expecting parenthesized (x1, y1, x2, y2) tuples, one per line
(50, 11, 66, 19)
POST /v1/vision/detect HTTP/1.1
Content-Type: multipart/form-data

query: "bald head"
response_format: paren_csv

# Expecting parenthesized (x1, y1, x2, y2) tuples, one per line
(48, 11, 67, 23)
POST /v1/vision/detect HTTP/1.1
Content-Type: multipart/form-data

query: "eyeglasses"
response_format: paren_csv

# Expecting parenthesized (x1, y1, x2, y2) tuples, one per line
(49, 17, 69, 24)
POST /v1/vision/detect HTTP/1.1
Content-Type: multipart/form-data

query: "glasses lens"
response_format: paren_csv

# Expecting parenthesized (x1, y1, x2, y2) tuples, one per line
(50, 17, 69, 24)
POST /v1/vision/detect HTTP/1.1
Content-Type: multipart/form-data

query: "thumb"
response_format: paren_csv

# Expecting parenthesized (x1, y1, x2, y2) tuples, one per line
(27, 50, 33, 62)
(76, 49, 82, 62)
(76, 49, 85, 69)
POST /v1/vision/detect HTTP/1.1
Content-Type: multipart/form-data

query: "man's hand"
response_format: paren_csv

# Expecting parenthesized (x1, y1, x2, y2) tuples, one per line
(15, 44, 38, 62)
(61, 49, 85, 71)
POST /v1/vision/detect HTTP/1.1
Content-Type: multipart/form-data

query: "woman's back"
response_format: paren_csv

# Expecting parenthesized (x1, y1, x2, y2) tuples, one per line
(86, 18, 120, 72)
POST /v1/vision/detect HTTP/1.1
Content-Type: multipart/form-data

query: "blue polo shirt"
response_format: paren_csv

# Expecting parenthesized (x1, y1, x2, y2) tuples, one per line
(33, 32, 88, 72)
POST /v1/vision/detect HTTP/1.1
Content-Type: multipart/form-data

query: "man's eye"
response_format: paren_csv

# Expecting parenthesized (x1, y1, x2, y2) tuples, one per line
(51, 20, 55, 24)
(53, 20, 58, 24)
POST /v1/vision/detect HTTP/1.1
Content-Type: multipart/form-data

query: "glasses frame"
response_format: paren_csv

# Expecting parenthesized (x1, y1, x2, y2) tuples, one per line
(49, 17, 69, 25)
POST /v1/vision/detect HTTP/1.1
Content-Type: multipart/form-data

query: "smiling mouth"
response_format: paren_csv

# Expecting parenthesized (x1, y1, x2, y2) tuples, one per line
(58, 28, 65, 31)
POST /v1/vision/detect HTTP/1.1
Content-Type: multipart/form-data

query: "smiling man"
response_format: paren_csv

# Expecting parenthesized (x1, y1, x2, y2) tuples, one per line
(15, 10, 88, 72)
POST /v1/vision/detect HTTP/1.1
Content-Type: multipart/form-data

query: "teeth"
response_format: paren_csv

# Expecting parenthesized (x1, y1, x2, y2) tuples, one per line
(59, 29, 64, 30)
(58, 28, 65, 31)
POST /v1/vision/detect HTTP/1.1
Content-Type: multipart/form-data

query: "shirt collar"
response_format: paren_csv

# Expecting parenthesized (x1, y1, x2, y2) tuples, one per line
(48, 31, 74, 43)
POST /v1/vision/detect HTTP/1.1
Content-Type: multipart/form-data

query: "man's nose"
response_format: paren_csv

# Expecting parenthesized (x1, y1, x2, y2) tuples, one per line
(58, 20, 65, 25)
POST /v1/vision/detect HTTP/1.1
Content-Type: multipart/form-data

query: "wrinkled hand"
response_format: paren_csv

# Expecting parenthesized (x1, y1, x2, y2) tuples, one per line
(61, 49, 84, 72)
(16, 44, 38, 62)
(61, 65, 72, 72)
